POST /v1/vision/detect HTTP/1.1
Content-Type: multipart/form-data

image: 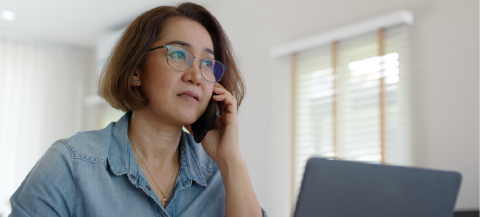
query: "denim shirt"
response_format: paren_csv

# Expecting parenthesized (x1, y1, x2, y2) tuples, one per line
(9, 112, 268, 217)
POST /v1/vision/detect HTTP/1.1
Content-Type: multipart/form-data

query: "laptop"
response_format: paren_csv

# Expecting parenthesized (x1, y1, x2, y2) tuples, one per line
(294, 157, 462, 217)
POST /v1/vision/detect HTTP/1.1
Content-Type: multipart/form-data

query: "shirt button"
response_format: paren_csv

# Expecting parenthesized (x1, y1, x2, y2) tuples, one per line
(130, 174, 136, 179)
(146, 185, 151, 191)
(185, 180, 191, 185)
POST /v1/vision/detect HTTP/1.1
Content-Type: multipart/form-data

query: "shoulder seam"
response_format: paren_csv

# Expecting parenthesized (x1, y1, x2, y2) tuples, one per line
(58, 139, 108, 167)
(73, 154, 107, 167)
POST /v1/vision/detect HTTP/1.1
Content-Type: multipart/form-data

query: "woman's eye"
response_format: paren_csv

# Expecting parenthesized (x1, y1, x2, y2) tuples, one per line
(168, 51, 186, 61)
(202, 60, 214, 68)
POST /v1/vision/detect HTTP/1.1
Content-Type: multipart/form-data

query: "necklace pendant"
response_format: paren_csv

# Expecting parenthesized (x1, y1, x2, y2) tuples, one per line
(161, 198, 167, 207)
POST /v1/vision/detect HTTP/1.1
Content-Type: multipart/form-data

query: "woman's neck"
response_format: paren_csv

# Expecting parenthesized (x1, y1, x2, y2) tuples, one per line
(127, 109, 182, 169)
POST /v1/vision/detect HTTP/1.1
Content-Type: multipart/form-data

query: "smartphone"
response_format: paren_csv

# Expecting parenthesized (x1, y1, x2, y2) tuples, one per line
(191, 96, 219, 143)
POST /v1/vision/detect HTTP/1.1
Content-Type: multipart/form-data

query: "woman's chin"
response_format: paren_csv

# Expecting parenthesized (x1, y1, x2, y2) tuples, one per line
(176, 110, 203, 124)
(177, 115, 201, 126)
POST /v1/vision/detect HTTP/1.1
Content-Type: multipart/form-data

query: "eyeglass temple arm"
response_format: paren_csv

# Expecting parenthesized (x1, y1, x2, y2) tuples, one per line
(148, 45, 165, 52)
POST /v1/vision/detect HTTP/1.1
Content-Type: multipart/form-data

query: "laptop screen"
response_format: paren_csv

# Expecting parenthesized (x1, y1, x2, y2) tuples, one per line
(294, 157, 461, 217)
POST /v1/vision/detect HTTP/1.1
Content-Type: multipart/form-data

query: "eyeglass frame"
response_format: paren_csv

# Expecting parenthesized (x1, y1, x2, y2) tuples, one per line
(147, 45, 226, 83)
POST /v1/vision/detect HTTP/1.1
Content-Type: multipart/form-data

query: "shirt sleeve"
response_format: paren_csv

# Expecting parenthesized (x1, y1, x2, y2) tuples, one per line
(9, 141, 76, 217)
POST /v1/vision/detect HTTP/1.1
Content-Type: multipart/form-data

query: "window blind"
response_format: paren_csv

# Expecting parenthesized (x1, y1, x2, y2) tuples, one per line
(294, 25, 410, 195)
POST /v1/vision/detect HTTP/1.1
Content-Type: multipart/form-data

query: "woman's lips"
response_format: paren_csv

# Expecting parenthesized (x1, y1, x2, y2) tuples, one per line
(177, 91, 199, 103)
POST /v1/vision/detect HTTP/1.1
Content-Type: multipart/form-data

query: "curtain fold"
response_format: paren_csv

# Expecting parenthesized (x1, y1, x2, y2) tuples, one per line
(0, 31, 91, 215)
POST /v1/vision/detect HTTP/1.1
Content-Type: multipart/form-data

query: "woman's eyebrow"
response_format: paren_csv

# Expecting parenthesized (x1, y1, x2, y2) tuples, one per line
(166, 40, 215, 56)
(166, 40, 190, 47)
(204, 48, 214, 57)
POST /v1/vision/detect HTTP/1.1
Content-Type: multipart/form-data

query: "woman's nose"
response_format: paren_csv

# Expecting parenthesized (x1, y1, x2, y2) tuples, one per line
(183, 57, 203, 85)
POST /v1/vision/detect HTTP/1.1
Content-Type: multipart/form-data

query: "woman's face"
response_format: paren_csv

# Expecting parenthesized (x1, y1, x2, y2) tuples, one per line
(138, 17, 216, 126)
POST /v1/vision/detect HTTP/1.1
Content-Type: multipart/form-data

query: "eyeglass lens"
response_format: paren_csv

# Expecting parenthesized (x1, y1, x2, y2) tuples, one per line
(166, 45, 225, 82)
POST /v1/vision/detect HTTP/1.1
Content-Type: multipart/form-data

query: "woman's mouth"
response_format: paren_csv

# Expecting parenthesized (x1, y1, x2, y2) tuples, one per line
(178, 94, 198, 100)
(177, 91, 199, 102)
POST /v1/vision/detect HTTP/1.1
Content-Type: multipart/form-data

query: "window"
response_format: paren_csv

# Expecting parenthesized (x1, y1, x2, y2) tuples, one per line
(292, 24, 410, 199)
(269, 10, 414, 215)
(293, 26, 411, 192)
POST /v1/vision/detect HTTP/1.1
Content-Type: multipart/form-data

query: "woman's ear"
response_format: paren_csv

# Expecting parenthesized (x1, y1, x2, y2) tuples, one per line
(132, 69, 141, 86)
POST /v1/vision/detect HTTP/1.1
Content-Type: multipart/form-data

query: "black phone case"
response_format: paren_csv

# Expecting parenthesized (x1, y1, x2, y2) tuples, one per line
(191, 99, 219, 143)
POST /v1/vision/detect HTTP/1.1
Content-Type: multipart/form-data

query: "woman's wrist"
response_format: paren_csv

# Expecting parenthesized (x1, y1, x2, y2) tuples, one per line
(217, 155, 245, 175)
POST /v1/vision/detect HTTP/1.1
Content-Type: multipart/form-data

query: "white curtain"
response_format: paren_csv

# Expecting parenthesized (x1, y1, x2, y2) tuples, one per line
(0, 31, 91, 215)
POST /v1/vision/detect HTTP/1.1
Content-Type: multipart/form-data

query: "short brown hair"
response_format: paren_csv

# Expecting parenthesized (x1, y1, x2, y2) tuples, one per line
(98, 2, 245, 112)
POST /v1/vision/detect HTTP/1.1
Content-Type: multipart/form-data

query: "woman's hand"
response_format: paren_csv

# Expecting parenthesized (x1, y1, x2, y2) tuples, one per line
(186, 84, 263, 217)
(185, 83, 241, 164)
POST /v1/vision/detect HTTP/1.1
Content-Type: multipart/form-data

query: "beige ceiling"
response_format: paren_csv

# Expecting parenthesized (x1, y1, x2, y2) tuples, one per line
(0, 0, 210, 48)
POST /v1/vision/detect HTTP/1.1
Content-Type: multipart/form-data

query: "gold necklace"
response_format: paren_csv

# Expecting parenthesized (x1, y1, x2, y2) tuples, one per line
(131, 142, 178, 208)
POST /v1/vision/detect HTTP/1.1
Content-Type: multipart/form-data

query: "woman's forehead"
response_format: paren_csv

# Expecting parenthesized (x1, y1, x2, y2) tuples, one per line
(158, 17, 214, 54)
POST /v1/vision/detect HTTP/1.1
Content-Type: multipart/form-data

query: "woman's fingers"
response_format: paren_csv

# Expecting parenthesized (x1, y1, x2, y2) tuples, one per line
(213, 86, 226, 94)
(212, 94, 227, 101)
(212, 85, 237, 114)
(212, 92, 236, 113)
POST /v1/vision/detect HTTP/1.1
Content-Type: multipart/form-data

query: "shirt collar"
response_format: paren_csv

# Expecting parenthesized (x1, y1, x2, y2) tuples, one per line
(107, 111, 207, 187)
(107, 111, 131, 176)
(178, 131, 207, 186)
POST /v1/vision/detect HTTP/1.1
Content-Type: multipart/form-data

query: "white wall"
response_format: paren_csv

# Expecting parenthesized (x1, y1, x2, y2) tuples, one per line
(205, 0, 479, 214)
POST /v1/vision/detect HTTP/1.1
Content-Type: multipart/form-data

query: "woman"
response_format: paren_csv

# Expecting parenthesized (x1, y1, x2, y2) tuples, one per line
(9, 3, 267, 217)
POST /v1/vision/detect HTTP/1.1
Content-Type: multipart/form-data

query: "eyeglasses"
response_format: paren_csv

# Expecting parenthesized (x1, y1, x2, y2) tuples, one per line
(148, 45, 226, 83)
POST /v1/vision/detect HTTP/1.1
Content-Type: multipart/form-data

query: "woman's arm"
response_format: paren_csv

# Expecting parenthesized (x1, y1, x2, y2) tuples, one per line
(10, 142, 75, 217)
(217, 156, 263, 217)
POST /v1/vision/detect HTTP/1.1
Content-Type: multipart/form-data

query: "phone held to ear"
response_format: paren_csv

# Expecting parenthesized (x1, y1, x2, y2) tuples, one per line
(191, 96, 219, 143)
